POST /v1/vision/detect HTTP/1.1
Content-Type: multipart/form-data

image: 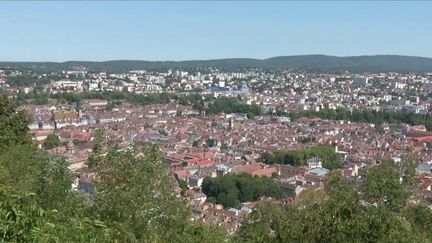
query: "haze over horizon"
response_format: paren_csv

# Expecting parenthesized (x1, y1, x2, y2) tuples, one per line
(1, 1, 432, 62)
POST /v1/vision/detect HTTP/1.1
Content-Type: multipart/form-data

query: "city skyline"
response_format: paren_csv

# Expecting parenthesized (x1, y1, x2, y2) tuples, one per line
(1, 1, 432, 61)
(3, 2, 432, 240)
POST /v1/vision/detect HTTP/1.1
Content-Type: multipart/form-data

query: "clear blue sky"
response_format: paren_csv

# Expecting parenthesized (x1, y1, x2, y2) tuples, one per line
(1, 1, 431, 62)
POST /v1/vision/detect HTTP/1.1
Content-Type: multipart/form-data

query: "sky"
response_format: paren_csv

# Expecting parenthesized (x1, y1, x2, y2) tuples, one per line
(1, 1, 432, 62)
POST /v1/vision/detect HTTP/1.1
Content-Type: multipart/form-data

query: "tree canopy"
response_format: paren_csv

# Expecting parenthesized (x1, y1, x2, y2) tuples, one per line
(202, 173, 283, 208)
(0, 96, 32, 151)
(235, 160, 432, 242)
(207, 97, 261, 116)
(0, 96, 227, 242)
(44, 134, 60, 149)
(262, 145, 342, 170)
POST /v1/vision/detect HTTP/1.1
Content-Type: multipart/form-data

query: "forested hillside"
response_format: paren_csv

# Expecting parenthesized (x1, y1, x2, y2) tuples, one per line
(3, 55, 432, 72)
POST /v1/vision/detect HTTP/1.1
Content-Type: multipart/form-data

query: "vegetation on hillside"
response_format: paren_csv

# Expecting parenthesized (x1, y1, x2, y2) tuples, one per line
(0, 95, 227, 242)
(3, 55, 432, 72)
(6, 74, 60, 86)
(235, 159, 432, 242)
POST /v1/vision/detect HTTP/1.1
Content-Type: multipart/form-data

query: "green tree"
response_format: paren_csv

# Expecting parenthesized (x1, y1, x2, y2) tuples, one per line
(91, 128, 105, 154)
(404, 205, 432, 233)
(0, 96, 108, 242)
(105, 102, 115, 110)
(44, 134, 60, 149)
(0, 95, 227, 242)
(206, 138, 216, 147)
(0, 95, 32, 152)
(178, 179, 188, 191)
(361, 159, 410, 211)
(247, 112, 255, 120)
(221, 142, 229, 152)
(236, 171, 428, 242)
(91, 144, 227, 242)
(262, 145, 342, 170)
(202, 174, 283, 208)
(192, 139, 201, 147)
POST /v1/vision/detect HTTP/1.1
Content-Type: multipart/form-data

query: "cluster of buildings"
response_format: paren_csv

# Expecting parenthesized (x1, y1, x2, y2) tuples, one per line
(17, 101, 432, 232)
(3, 67, 432, 116)
(3, 66, 432, 232)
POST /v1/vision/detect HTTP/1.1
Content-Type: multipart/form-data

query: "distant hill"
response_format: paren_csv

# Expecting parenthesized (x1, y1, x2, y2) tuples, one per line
(2, 55, 432, 73)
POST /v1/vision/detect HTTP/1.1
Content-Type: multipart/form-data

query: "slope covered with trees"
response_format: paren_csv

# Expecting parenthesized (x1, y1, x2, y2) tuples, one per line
(0, 96, 226, 242)
(3, 55, 432, 72)
(235, 159, 432, 242)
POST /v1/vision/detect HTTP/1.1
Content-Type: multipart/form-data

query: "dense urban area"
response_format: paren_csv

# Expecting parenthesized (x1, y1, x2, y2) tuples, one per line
(2, 63, 432, 241)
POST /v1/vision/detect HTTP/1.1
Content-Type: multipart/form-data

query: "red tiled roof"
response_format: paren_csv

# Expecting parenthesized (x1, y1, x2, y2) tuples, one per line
(30, 129, 52, 137)
(412, 136, 432, 143)
(186, 158, 214, 167)
(252, 167, 277, 177)
(173, 169, 190, 180)
(233, 164, 262, 174)
(186, 151, 216, 160)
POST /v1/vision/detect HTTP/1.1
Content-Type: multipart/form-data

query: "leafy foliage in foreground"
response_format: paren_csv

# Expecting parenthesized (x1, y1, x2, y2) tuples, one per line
(0, 95, 227, 242)
(235, 159, 432, 243)
(0, 96, 32, 150)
